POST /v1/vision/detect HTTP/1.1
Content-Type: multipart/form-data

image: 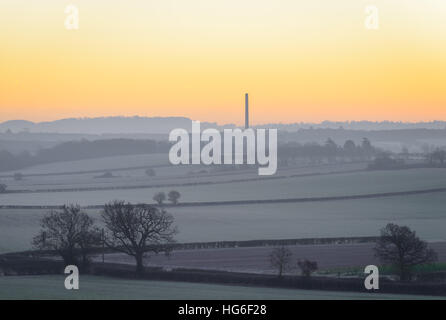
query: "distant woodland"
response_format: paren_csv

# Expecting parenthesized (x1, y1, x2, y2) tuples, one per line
(0, 139, 171, 172)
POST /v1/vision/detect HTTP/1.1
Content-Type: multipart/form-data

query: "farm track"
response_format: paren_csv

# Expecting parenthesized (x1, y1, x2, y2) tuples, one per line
(2, 186, 446, 209)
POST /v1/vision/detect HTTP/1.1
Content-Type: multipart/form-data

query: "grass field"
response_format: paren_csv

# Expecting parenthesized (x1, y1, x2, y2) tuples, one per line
(0, 275, 441, 300)
(320, 262, 446, 277)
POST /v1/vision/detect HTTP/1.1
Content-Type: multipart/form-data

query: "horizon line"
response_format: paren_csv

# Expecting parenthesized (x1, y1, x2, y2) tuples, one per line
(2, 116, 446, 127)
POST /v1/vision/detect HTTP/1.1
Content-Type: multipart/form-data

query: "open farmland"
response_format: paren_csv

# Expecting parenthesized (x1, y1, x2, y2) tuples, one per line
(1, 192, 446, 254)
(1, 161, 365, 192)
(0, 153, 170, 176)
(0, 275, 440, 300)
(1, 153, 446, 282)
(98, 242, 446, 274)
(168, 193, 446, 243)
(2, 168, 446, 206)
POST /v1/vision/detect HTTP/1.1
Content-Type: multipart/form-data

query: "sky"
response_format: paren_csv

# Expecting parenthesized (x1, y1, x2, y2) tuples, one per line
(1, 0, 446, 125)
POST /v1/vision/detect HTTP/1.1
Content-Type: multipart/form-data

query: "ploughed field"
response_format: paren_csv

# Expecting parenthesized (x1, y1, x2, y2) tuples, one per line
(97, 242, 446, 274)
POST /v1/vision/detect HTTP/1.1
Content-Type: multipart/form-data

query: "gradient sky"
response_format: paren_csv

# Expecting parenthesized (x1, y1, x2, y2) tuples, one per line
(1, 0, 446, 125)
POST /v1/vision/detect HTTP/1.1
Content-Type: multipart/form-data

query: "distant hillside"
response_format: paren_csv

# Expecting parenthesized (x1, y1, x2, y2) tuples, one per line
(0, 117, 235, 134)
(1, 117, 446, 134)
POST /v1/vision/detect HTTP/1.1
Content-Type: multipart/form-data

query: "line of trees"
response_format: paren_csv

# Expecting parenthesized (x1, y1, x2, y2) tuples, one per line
(367, 152, 405, 170)
(32, 204, 436, 282)
(278, 138, 377, 165)
(33, 202, 177, 275)
(426, 148, 446, 165)
(268, 223, 437, 281)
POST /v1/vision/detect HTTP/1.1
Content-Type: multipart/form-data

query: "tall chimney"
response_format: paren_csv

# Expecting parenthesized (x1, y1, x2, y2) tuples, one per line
(245, 93, 249, 129)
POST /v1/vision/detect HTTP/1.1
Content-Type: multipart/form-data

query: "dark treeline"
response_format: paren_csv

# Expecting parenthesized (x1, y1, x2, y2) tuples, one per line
(368, 148, 446, 170)
(278, 138, 377, 164)
(176, 136, 377, 166)
(0, 139, 171, 172)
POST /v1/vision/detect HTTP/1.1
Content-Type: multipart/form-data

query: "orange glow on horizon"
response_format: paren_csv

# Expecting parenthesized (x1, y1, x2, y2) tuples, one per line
(1, 0, 446, 125)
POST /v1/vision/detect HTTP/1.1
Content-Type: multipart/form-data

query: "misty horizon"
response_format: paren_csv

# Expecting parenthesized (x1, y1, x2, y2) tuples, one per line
(1, 116, 446, 135)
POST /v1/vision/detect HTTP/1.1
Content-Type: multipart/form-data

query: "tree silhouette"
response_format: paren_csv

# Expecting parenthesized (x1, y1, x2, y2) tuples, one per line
(297, 259, 318, 277)
(168, 190, 181, 205)
(33, 205, 100, 268)
(153, 192, 166, 205)
(269, 246, 292, 278)
(102, 201, 177, 275)
(374, 223, 437, 281)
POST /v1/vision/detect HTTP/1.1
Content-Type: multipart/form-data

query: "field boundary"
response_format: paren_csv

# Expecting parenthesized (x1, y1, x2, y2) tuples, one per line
(168, 236, 379, 250)
(2, 236, 379, 257)
(91, 263, 446, 297)
(1, 255, 445, 297)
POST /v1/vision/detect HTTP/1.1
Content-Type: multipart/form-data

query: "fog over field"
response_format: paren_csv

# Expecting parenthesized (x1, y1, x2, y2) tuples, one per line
(2, 0, 446, 301)
(0, 128, 446, 253)
(1, 117, 446, 299)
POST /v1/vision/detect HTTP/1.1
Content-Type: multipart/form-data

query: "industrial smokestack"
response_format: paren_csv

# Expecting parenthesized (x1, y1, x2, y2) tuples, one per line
(245, 93, 249, 129)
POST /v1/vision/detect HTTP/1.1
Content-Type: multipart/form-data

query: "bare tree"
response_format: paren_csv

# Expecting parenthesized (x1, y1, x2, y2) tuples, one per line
(431, 149, 446, 165)
(0, 183, 6, 193)
(33, 205, 100, 268)
(153, 192, 166, 205)
(167, 190, 181, 205)
(101, 201, 177, 275)
(269, 246, 292, 278)
(374, 223, 437, 281)
(145, 168, 156, 177)
(78, 225, 102, 267)
(361, 137, 375, 159)
(343, 140, 356, 160)
(297, 259, 318, 277)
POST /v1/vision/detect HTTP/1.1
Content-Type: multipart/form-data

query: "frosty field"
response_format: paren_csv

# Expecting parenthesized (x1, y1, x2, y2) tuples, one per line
(2, 168, 446, 206)
(1, 192, 445, 253)
(0, 275, 440, 300)
(1, 155, 445, 257)
(2, 161, 363, 192)
(0, 153, 170, 176)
